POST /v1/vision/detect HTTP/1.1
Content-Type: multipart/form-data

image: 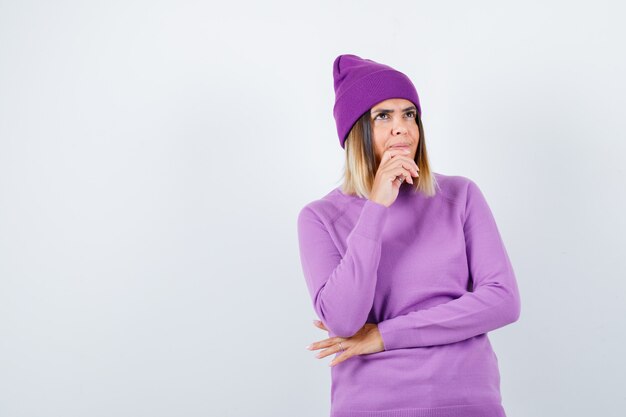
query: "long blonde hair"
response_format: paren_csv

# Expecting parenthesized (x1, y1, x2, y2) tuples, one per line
(340, 109, 438, 198)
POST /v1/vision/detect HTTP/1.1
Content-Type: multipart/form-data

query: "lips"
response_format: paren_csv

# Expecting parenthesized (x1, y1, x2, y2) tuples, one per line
(390, 144, 411, 149)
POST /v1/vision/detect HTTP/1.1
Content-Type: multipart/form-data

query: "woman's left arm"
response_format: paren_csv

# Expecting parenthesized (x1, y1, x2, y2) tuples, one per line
(376, 179, 522, 351)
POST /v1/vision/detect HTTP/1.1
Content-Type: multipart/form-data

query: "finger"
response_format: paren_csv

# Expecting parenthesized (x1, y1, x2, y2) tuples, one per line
(399, 161, 419, 177)
(308, 336, 346, 351)
(388, 156, 419, 176)
(329, 349, 351, 367)
(390, 166, 414, 184)
(400, 174, 412, 185)
(314, 347, 335, 359)
(394, 174, 408, 185)
(380, 148, 411, 167)
(394, 165, 414, 184)
(316, 340, 347, 360)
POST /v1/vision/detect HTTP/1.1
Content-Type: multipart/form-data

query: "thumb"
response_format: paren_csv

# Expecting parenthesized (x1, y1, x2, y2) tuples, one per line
(313, 319, 328, 330)
(379, 149, 394, 168)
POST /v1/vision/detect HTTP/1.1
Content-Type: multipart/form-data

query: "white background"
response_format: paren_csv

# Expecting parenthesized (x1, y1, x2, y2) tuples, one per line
(1, 1, 625, 416)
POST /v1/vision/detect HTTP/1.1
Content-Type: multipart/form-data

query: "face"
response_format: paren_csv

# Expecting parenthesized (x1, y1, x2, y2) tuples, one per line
(370, 98, 419, 162)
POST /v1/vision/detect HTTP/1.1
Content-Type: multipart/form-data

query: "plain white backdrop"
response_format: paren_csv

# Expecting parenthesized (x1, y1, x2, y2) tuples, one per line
(1, 1, 625, 416)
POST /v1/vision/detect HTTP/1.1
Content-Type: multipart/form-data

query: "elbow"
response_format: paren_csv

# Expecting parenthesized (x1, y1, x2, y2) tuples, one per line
(324, 321, 361, 339)
(313, 286, 371, 338)
(507, 297, 521, 324)
(490, 269, 521, 325)
(316, 309, 363, 338)
(501, 287, 521, 325)
(315, 298, 364, 338)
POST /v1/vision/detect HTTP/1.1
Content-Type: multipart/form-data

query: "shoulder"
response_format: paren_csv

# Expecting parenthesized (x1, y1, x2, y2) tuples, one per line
(432, 172, 481, 205)
(297, 186, 358, 226)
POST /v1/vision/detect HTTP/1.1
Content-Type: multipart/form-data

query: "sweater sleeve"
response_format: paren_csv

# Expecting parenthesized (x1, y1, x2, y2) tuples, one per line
(297, 199, 389, 338)
(377, 179, 521, 350)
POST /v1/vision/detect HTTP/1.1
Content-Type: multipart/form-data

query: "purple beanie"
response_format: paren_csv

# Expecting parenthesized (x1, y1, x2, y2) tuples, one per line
(332, 54, 421, 149)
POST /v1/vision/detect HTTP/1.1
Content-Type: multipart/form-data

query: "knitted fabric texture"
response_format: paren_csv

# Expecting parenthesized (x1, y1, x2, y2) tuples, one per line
(297, 173, 521, 417)
(333, 54, 422, 148)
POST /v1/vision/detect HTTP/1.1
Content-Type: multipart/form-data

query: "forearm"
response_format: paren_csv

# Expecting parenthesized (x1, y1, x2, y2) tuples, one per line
(298, 199, 389, 337)
(377, 272, 521, 349)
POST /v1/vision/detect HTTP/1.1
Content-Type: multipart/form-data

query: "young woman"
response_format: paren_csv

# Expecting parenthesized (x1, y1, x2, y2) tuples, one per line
(297, 54, 521, 417)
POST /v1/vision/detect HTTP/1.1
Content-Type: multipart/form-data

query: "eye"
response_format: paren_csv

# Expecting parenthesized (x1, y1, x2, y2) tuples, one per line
(405, 111, 416, 118)
(374, 113, 389, 120)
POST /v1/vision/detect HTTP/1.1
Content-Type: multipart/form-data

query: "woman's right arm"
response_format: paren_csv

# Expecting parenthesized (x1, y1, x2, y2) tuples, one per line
(297, 200, 389, 338)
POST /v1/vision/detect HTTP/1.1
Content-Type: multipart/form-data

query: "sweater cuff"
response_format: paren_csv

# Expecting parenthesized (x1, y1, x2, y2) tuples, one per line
(377, 318, 413, 351)
(351, 199, 389, 241)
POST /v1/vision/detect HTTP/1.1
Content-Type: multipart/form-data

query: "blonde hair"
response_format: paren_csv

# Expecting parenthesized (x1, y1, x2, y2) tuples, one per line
(339, 109, 439, 198)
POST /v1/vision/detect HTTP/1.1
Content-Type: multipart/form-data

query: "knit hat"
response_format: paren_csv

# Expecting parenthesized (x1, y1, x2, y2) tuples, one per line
(332, 54, 421, 149)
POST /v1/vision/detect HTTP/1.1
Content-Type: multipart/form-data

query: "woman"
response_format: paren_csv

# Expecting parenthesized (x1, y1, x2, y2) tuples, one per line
(297, 54, 521, 417)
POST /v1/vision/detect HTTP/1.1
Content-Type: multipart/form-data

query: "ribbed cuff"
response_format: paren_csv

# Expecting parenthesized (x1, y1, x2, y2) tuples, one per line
(377, 318, 404, 351)
(350, 199, 389, 241)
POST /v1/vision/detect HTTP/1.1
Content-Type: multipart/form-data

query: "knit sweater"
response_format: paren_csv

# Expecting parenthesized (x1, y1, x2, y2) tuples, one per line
(297, 172, 521, 417)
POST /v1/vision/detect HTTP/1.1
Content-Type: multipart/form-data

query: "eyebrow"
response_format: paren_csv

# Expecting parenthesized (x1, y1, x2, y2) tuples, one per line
(371, 105, 417, 115)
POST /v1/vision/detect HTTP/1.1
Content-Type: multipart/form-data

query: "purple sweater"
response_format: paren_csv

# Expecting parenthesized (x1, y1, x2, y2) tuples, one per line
(297, 173, 521, 417)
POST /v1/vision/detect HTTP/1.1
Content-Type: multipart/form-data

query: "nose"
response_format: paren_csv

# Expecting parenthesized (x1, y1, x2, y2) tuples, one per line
(392, 125, 407, 135)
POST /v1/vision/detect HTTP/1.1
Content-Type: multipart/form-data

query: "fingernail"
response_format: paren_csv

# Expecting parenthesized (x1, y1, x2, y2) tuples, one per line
(305, 344, 312, 350)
